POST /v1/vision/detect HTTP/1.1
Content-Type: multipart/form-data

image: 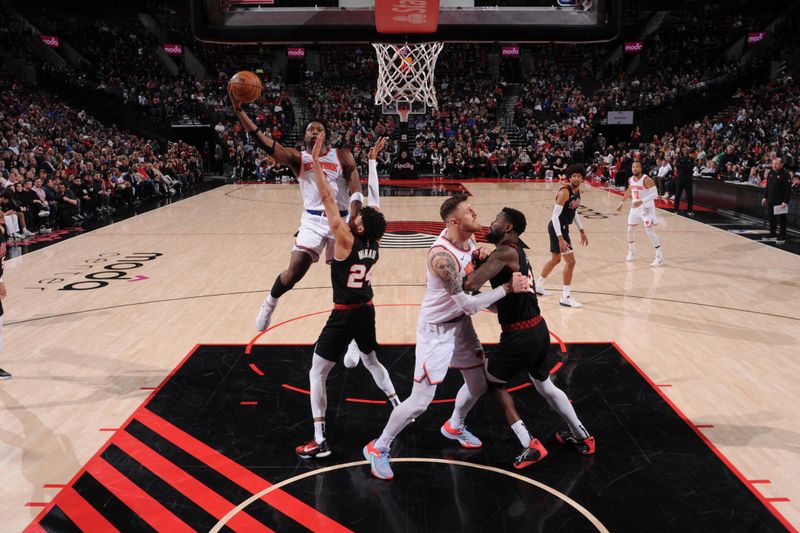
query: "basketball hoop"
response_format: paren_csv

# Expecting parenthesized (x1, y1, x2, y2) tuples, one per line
(373, 42, 444, 110)
(397, 104, 411, 124)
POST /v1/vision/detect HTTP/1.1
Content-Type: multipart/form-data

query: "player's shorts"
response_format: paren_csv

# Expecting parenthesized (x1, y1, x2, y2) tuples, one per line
(315, 303, 378, 362)
(293, 211, 344, 263)
(548, 221, 572, 254)
(485, 315, 556, 385)
(628, 204, 658, 227)
(414, 315, 484, 385)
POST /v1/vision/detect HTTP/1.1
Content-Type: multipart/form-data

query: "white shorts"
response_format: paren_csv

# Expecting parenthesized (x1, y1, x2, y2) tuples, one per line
(414, 317, 485, 385)
(292, 211, 336, 263)
(628, 204, 658, 228)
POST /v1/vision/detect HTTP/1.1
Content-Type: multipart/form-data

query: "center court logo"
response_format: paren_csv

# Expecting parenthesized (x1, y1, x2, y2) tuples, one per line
(25, 252, 164, 291)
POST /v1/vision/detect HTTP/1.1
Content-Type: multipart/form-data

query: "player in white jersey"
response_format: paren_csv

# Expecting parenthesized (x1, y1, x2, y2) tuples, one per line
(617, 161, 664, 267)
(229, 89, 363, 331)
(363, 194, 529, 480)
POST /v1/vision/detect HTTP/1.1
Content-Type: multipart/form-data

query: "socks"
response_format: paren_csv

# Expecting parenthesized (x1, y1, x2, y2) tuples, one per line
(389, 395, 401, 408)
(314, 421, 326, 444)
(562, 285, 571, 299)
(511, 420, 532, 447)
(537, 275, 545, 288)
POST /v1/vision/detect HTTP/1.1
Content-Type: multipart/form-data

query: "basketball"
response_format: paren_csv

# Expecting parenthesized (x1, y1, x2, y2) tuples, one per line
(228, 70, 262, 103)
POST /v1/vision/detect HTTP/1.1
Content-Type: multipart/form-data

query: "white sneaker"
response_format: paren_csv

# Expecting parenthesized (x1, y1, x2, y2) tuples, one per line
(650, 257, 664, 268)
(22, 229, 36, 237)
(13, 233, 25, 240)
(343, 340, 362, 369)
(559, 296, 583, 308)
(255, 296, 277, 331)
(535, 283, 548, 296)
(626, 249, 636, 262)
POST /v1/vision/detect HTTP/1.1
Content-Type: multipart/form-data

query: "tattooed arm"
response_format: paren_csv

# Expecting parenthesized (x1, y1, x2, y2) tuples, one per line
(428, 247, 517, 315)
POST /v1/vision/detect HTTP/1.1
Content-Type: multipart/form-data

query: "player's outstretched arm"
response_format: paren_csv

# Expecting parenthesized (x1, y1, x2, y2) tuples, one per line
(312, 133, 353, 256)
(228, 87, 301, 175)
(429, 248, 527, 315)
(367, 137, 388, 208)
(463, 247, 517, 293)
(338, 148, 362, 221)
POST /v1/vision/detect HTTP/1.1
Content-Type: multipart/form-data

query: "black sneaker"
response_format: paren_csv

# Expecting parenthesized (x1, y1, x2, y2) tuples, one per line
(295, 439, 331, 459)
(513, 438, 548, 469)
(0, 368, 11, 380)
(555, 430, 596, 455)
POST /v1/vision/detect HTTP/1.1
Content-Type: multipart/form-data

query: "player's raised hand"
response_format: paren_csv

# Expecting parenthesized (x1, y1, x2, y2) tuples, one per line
(369, 137, 387, 160)
(312, 132, 326, 162)
(227, 83, 241, 112)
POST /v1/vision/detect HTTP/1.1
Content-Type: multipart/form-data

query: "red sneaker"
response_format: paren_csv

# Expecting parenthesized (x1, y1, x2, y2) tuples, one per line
(555, 430, 596, 455)
(513, 438, 549, 469)
(295, 439, 331, 459)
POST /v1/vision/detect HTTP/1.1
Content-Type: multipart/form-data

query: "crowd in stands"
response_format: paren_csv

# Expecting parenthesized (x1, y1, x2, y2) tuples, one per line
(0, 80, 203, 244)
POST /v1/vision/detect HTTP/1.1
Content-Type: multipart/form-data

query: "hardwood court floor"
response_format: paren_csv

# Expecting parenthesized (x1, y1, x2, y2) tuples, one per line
(1, 181, 798, 531)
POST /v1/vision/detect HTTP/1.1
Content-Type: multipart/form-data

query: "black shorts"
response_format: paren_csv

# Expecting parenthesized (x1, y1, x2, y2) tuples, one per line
(486, 318, 556, 384)
(547, 221, 572, 254)
(315, 305, 378, 362)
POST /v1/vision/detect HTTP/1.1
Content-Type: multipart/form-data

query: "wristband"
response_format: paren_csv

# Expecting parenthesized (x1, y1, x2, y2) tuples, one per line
(350, 192, 364, 204)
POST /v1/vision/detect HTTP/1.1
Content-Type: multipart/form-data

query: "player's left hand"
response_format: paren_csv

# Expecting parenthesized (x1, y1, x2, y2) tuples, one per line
(580, 230, 589, 246)
(632, 200, 643, 208)
(312, 132, 325, 161)
(473, 247, 490, 262)
(369, 137, 387, 160)
(509, 272, 529, 293)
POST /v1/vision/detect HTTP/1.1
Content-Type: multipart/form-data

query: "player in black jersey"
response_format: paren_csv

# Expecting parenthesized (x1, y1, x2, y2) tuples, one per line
(295, 134, 400, 459)
(464, 207, 595, 468)
(535, 165, 589, 308)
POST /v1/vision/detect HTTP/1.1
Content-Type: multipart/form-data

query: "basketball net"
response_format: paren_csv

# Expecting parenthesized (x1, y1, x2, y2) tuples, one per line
(373, 42, 444, 111)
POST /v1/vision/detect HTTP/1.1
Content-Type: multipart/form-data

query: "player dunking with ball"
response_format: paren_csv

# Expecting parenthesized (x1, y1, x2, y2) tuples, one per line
(617, 161, 664, 267)
(295, 134, 400, 459)
(229, 88, 363, 332)
(535, 165, 588, 308)
(363, 194, 529, 480)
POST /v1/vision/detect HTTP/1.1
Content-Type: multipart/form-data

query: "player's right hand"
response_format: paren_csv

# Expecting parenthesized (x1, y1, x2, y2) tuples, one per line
(369, 137, 387, 160)
(632, 200, 643, 208)
(227, 84, 241, 111)
(509, 272, 529, 293)
(558, 236, 571, 255)
(616, 202, 623, 212)
(473, 247, 490, 262)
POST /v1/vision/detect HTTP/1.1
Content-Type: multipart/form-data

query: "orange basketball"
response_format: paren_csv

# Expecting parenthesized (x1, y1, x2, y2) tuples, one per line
(228, 71, 262, 103)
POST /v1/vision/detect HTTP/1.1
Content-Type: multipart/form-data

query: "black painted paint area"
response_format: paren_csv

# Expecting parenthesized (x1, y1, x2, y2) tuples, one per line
(37, 343, 788, 532)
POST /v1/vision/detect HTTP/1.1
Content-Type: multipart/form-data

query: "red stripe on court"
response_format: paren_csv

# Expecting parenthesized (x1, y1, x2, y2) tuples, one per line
(99, 428, 119, 432)
(282, 384, 310, 394)
(135, 409, 353, 533)
(345, 398, 387, 404)
(240, 401, 258, 405)
(112, 431, 272, 533)
(22, 524, 47, 533)
(549, 362, 564, 375)
(52, 487, 119, 532)
(86, 457, 192, 532)
(506, 383, 532, 392)
(549, 330, 567, 353)
(749, 480, 772, 484)
(431, 398, 456, 404)
(612, 341, 796, 532)
(693, 424, 715, 429)
(43, 484, 67, 488)
(24, 503, 48, 507)
(767, 498, 791, 503)
(656, 384, 672, 387)
(248, 363, 265, 376)
(140, 387, 157, 390)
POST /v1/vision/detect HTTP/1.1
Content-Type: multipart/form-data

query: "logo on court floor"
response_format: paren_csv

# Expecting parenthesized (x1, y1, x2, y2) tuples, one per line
(25, 252, 164, 291)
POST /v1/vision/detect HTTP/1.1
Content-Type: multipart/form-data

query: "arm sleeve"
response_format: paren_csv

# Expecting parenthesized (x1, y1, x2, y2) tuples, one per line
(450, 285, 508, 315)
(574, 212, 584, 230)
(640, 185, 658, 204)
(550, 204, 564, 236)
(368, 159, 380, 208)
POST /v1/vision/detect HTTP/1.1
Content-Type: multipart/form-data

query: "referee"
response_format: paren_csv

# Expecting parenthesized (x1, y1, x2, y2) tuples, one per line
(761, 157, 791, 243)
(673, 146, 696, 216)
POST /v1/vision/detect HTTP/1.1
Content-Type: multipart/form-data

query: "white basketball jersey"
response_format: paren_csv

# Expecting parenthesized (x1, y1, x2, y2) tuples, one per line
(298, 149, 349, 212)
(418, 229, 476, 324)
(628, 174, 654, 209)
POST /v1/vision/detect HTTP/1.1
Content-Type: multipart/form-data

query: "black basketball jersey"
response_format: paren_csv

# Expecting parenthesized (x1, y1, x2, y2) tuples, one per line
(489, 242, 540, 325)
(331, 236, 379, 305)
(558, 186, 581, 227)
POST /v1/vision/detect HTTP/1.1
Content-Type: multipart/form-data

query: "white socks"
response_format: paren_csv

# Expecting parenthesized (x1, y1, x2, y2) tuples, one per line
(537, 276, 545, 288)
(511, 420, 532, 447)
(562, 285, 571, 299)
(314, 421, 326, 444)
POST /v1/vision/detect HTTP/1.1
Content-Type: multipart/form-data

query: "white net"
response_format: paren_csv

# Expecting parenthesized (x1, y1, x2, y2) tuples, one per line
(372, 42, 444, 110)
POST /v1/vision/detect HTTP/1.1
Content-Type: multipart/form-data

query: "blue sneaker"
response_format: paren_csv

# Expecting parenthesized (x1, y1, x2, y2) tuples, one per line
(440, 420, 482, 449)
(363, 440, 393, 480)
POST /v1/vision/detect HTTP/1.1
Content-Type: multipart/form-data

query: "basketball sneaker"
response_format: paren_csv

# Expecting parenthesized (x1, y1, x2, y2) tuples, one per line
(255, 295, 277, 331)
(626, 249, 636, 262)
(295, 439, 331, 459)
(440, 420, 482, 449)
(555, 430, 596, 455)
(0, 368, 11, 380)
(343, 340, 362, 369)
(559, 296, 583, 308)
(363, 440, 393, 480)
(513, 438, 549, 469)
(535, 283, 548, 296)
(650, 257, 664, 268)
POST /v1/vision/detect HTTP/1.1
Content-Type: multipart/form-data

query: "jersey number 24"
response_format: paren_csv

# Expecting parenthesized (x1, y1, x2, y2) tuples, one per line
(346, 264, 374, 288)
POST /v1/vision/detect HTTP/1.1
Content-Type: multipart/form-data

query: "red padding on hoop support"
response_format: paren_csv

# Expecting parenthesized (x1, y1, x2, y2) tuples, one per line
(375, 0, 441, 34)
